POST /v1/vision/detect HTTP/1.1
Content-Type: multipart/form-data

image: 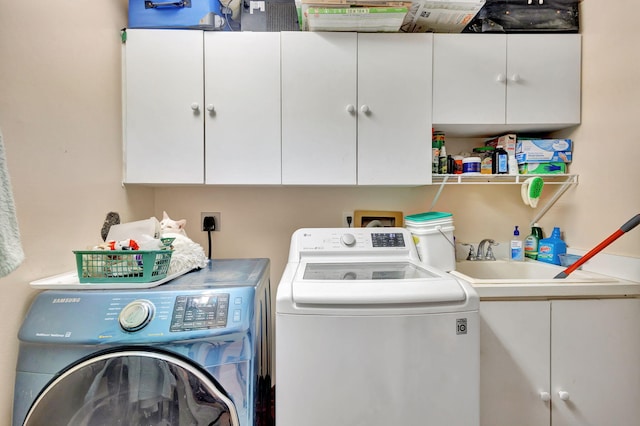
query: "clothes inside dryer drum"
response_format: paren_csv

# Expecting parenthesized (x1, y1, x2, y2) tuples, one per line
(23, 351, 239, 426)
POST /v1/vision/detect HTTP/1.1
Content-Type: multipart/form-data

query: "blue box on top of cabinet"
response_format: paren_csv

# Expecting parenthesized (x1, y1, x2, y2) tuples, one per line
(128, 0, 240, 31)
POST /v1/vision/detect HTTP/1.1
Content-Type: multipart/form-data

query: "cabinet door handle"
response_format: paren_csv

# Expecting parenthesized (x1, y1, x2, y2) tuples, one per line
(539, 392, 551, 402)
(206, 104, 215, 113)
(496, 74, 506, 83)
(558, 390, 571, 401)
(509, 73, 521, 83)
(346, 104, 355, 113)
(360, 105, 370, 113)
(190, 102, 200, 111)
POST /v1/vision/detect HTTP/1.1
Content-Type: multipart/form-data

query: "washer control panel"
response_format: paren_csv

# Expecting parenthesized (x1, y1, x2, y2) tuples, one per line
(170, 293, 230, 332)
(296, 228, 410, 254)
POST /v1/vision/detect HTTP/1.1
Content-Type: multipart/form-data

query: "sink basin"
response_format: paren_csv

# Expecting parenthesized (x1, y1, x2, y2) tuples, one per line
(450, 260, 617, 284)
(449, 260, 640, 299)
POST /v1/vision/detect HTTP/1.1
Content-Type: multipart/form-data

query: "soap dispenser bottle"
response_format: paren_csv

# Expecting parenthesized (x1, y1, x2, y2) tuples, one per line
(510, 226, 524, 261)
(538, 227, 567, 265)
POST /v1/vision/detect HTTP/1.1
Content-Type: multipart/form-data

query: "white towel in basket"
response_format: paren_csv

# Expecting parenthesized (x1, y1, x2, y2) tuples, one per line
(0, 128, 25, 277)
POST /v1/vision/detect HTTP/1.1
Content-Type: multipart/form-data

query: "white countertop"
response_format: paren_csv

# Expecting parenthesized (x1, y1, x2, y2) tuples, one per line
(467, 280, 640, 300)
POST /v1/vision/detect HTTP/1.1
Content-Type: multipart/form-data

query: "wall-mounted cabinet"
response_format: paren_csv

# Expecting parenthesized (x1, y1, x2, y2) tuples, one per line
(281, 32, 433, 185)
(123, 30, 281, 185)
(480, 299, 640, 426)
(123, 29, 204, 184)
(433, 34, 581, 137)
(123, 31, 580, 186)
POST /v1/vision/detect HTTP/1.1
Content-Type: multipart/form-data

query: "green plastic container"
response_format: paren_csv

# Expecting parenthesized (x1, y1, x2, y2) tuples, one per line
(74, 250, 172, 283)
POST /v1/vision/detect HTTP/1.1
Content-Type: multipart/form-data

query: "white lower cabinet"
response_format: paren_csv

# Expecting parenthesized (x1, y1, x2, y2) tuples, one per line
(480, 298, 640, 426)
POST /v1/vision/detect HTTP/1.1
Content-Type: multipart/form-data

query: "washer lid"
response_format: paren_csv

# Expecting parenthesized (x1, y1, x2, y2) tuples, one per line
(292, 261, 466, 305)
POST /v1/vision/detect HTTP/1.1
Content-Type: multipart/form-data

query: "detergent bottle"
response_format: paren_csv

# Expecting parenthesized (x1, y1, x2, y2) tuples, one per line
(537, 227, 567, 265)
(524, 224, 544, 260)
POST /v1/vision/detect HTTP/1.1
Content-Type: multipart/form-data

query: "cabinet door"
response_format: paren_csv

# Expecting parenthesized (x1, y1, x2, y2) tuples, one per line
(281, 32, 357, 185)
(432, 34, 507, 125)
(204, 32, 281, 184)
(506, 35, 581, 125)
(480, 301, 551, 426)
(551, 299, 640, 426)
(123, 29, 204, 184)
(357, 33, 432, 185)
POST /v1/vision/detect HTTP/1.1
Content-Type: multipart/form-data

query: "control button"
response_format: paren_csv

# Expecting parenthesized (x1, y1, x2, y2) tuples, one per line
(119, 300, 155, 332)
(340, 233, 356, 247)
(234, 297, 242, 305)
(233, 309, 241, 322)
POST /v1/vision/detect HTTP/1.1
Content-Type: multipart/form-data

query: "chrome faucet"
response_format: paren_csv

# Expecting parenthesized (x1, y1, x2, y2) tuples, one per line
(461, 243, 476, 261)
(477, 239, 497, 261)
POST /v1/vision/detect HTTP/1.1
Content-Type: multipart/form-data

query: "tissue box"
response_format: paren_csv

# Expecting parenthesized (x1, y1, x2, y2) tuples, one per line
(128, 0, 236, 31)
(518, 162, 567, 174)
(516, 152, 572, 163)
(516, 138, 573, 154)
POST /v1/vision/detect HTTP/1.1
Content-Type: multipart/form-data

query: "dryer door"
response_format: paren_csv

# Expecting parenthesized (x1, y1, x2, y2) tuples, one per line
(23, 350, 239, 426)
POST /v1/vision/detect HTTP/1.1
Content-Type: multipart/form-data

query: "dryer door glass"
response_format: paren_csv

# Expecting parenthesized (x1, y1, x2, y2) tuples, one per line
(23, 350, 240, 426)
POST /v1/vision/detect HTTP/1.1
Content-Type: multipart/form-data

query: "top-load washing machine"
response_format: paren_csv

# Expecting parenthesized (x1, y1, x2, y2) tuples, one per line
(13, 258, 272, 426)
(276, 228, 479, 426)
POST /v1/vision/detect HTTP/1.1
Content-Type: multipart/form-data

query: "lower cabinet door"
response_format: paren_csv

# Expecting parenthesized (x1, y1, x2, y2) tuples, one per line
(480, 301, 551, 426)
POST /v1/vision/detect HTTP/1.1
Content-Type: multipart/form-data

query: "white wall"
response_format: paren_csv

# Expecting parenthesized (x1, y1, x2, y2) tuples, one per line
(0, 0, 639, 419)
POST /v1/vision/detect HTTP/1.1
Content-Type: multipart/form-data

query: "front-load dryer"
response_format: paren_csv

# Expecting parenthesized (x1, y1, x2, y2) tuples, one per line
(13, 259, 272, 426)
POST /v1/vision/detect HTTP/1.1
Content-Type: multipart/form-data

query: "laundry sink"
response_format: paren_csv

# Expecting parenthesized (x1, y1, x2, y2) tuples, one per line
(450, 259, 616, 284)
(449, 260, 640, 299)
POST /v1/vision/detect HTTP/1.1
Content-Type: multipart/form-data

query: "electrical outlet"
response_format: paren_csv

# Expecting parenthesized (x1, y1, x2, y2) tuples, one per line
(201, 212, 221, 232)
(342, 211, 354, 228)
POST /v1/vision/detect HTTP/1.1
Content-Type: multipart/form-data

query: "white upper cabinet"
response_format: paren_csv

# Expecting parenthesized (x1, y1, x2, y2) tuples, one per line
(281, 32, 358, 185)
(124, 31, 580, 185)
(123, 29, 204, 184)
(357, 33, 432, 185)
(281, 32, 432, 185)
(433, 34, 581, 136)
(204, 32, 281, 184)
(123, 30, 281, 185)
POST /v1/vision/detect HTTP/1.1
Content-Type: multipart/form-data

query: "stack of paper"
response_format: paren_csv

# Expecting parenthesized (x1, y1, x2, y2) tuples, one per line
(298, 0, 411, 31)
(400, 0, 485, 33)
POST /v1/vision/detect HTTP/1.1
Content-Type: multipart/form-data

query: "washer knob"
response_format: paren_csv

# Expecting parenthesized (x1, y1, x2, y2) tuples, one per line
(119, 299, 154, 332)
(341, 233, 356, 247)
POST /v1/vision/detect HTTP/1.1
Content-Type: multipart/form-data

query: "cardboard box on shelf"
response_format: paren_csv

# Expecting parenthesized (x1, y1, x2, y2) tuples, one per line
(400, 0, 485, 33)
(516, 138, 573, 154)
(516, 151, 572, 163)
(518, 162, 567, 175)
(485, 133, 516, 156)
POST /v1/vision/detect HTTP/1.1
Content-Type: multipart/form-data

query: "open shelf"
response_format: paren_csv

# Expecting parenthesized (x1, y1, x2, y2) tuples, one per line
(431, 174, 578, 185)
(429, 174, 579, 226)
